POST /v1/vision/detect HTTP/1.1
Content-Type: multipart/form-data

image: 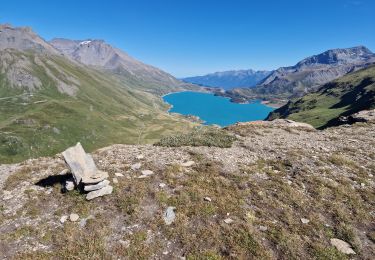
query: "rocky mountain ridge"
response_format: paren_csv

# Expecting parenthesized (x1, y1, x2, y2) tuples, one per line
(222, 46, 375, 103)
(49, 38, 185, 92)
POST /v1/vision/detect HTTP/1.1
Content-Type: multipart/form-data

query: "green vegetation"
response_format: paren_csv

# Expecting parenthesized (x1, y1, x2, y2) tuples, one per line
(155, 127, 237, 148)
(267, 65, 375, 128)
(0, 50, 196, 163)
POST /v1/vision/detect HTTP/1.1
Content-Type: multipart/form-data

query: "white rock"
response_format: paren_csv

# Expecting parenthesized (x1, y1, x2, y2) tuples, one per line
(69, 213, 79, 222)
(113, 178, 119, 184)
(136, 154, 144, 160)
(138, 170, 154, 178)
(259, 225, 268, 231)
(60, 215, 68, 223)
(224, 218, 234, 224)
(159, 183, 167, 188)
(330, 238, 356, 255)
(163, 206, 176, 225)
(204, 197, 212, 202)
(131, 163, 141, 171)
(115, 172, 124, 177)
(301, 218, 310, 224)
(84, 180, 110, 191)
(360, 183, 365, 187)
(141, 170, 154, 176)
(181, 161, 195, 167)
(65, 180, 75, 191)
(86, 185, 113, 200)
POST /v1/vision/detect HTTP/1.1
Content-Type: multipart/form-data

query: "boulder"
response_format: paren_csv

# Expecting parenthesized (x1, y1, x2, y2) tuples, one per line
(62, 142, 108, 184)
(131, 163, 141, 171)
(349, 109, 375, 123)
(86, 185, 113, 200)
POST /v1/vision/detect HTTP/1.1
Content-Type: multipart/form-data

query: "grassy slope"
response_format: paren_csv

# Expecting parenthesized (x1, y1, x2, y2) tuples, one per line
(267, 65, 375, 128)
(0, 50, 195, 163)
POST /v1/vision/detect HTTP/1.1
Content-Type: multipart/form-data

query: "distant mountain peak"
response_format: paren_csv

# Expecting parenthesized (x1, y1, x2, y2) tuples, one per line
(0, 24, 59, 54)
(296, 46, 374, 67)
(49, 37, 183, 88)
(183, 69, 272, 89)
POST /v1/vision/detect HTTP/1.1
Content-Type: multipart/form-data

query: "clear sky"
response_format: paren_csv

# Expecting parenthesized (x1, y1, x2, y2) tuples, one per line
(1, 0, 374, 77)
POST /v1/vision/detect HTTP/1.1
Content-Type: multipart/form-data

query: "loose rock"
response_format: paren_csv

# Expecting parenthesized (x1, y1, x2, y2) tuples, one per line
(65, 179, 75, 191)
(115, 172, 124, 177)
(138, 170, 154, 178)
(131, 163, 141, 171)
(301, 218, 310, 224)
(181, 161, 195, 167)
(112, 178, 119, 184)
(204, 197, 212, 202)
(259, 225, 268, 231)
(164, 206, 176, 225)
(86, 185, 113, 200)
(60, 215, 68, 223)
(224, 218, 234, 224)
(330, 238, 356, 255)
(69, 213, 79, 222)
(84, 180, 110, 192)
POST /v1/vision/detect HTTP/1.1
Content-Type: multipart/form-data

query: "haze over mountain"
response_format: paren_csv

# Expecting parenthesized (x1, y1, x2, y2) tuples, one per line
(0, 24, 196, 163)
(223, 46, 375, 103)
(182, 69, 271, 90)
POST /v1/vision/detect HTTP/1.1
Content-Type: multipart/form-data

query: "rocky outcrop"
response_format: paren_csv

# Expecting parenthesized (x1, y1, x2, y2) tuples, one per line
(62, 142, 112, 200)
(340, 109, 375, 124)
(232, 119, 315, 130)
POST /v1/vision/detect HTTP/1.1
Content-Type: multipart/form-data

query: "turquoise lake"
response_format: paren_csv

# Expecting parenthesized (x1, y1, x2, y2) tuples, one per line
(163, 91, 275, 127)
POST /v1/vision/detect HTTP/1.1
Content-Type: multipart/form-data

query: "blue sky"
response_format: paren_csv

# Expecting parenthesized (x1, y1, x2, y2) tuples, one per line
(1, 0, 374, 77)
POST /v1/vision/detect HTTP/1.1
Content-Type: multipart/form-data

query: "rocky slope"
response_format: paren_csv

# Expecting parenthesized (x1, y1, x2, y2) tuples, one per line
(0, 24, 197, 163)
(182, 69, 271, 90)
(0, 120, 374, 259)
(49, 38, 192, 95)
(223, 46, 375, 103)
(268, 65, 375, 128)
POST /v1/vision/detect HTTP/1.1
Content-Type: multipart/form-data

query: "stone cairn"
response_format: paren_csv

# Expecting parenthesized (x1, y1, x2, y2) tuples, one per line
(62, 142, 113, 200)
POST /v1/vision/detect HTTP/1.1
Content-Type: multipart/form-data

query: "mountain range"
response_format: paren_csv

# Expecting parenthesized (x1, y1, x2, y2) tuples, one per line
(0, 24, 197, 163)
(267, 64, 375, 128)
(222, 46, 375, 103)
(182, 69, 271, 89)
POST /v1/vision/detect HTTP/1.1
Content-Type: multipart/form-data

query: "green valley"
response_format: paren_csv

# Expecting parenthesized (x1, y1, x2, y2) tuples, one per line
(0, 49, 196, 163)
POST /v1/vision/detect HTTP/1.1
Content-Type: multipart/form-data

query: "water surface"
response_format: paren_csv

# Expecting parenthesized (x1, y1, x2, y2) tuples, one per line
(163, 91, 274, 127)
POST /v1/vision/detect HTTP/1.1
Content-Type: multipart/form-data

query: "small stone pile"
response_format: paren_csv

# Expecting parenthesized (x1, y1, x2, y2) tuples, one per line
(62, 142, 113, 200)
